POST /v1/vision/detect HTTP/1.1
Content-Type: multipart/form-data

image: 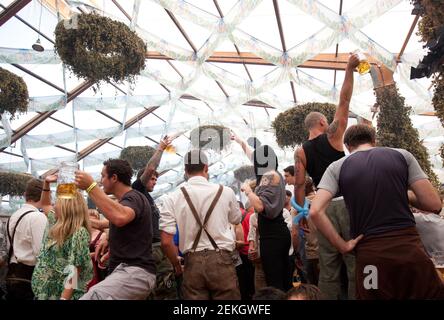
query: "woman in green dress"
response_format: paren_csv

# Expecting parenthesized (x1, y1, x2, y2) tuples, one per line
(32, 175, 93, 300)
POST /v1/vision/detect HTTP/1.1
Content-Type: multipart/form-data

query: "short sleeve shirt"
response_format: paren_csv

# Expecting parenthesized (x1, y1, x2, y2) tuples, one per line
(109, 190, 155, 274)
(318, 147, 427, 238)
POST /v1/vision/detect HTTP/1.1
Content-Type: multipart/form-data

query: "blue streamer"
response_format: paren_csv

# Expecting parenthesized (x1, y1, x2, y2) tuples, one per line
(291, 197, 309, 225)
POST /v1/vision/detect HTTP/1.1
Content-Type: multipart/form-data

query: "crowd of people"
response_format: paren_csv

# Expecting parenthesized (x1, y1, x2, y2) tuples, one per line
(0, 54, 443, 300)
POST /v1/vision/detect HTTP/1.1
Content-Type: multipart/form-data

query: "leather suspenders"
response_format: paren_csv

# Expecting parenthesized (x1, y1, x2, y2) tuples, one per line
(180, 185, 224, 252)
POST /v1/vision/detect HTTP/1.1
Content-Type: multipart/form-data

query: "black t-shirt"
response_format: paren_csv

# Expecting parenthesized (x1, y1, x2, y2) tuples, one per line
(132, 178, 161, 243)
(302, 133, 345, 187)
(108, 189, 156, 274)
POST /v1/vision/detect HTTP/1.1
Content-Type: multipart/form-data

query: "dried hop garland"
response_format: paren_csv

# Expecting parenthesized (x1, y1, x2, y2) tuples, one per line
(0, 67, 29, 120)
(190, 125, 231, 151)
(272, 102, 336, 148)
(119, 146, 156, 172)
(55, 13, 147, 83)
(234, 165, 255, 182)
(0, 172, 33, 197)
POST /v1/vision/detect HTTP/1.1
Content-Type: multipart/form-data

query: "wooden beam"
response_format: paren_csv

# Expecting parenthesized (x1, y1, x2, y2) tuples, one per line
(111, 0, 131, 21)
(418, 111, 436, 116)
(147, 51, 396, 71)
(76, 106, 158, 161)
(12, 64, 64, 93)
(273, 0, 287, 52)
(333, 0, 343, 89)
(397, 15, 420, 62)
(0, 0, 31, 27)
(370, 64, 395, 89)
(0, 80, 94, 152)
(165, 9, 197, 53)
(290, 81, 297, 103)
(0, 3, 54, 43)
(41, 0, 71, 19)
(179, 94, 275, 109)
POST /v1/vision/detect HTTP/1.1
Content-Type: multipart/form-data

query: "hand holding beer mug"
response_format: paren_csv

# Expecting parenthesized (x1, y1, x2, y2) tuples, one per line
(352, 50, 371, 75)
(56, 161, 79, 199)
(163, 132, 182, 154)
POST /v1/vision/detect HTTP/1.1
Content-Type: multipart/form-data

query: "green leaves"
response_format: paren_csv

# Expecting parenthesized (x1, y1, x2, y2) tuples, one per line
(0, 67, 29, 120)
(272, 102, 336, 147)
(375, 84, 440, 187)
(55, 13, 147, 84)
(119, 146, 156, 171)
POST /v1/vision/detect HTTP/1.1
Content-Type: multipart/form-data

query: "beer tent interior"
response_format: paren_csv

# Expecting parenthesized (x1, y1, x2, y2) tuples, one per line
(0, 0, 442, 213)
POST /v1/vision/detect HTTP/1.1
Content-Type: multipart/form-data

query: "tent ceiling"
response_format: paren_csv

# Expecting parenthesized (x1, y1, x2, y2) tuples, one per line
(0, 0, 443, 209)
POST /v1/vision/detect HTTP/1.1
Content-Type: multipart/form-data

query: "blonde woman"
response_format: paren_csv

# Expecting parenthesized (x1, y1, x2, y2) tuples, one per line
(32, 175, 92, 300)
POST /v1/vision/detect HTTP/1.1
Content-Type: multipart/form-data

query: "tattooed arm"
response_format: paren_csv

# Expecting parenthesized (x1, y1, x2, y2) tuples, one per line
(294, 147, 307, 207)
(327, 54, 360, 150)
(140, 136, 173, 185)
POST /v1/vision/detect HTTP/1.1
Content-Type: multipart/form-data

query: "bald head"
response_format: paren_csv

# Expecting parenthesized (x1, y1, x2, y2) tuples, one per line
(304, 112, 328, 131)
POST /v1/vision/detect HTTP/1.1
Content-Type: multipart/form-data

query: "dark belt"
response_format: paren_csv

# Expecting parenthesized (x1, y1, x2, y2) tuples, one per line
(6, 263, 35, 283)
(184, 248, 231, 256)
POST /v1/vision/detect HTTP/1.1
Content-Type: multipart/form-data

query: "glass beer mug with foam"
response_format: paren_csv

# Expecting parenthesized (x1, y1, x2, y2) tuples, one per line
(431, 251, 444, 281)
(353, 50, 371, 75)
(56, 161, 79, 199)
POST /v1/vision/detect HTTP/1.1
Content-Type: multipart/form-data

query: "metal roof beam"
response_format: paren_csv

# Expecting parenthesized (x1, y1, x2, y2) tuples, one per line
(147, 51, 397, 71)
(0, 80, 94, 152)
(76, 106, 158, 161)
(0, 3, 54, 43)
(0, 0, 31, 27)
(397, 15, 420, 62)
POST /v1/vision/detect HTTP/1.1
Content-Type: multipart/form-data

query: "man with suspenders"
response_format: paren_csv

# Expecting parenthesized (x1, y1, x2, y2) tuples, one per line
(6, 178, 46, 300)
(160, 150, 242, 299)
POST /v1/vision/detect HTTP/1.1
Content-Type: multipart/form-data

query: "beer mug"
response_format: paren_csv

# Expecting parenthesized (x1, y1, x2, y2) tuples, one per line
(164, 132, 183, 154)
(56, 161, 79, 199)
(431, 251, 444, 281)
(353, 50, 371, 75)
(164, 144, 176, 154)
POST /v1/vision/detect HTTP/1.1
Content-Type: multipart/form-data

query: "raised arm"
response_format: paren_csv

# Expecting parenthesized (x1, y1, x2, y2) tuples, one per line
(40, 174, 57, 215)
(231, 131, 253, 162)
(327, 54, 360, 149)
(294, 147, 307, 207)
(140, 136, 173, 185)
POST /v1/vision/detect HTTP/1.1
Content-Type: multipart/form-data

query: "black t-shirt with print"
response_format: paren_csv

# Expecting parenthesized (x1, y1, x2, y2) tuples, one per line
(108, 189, 155, 274)
(132, 178, 161, 243)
